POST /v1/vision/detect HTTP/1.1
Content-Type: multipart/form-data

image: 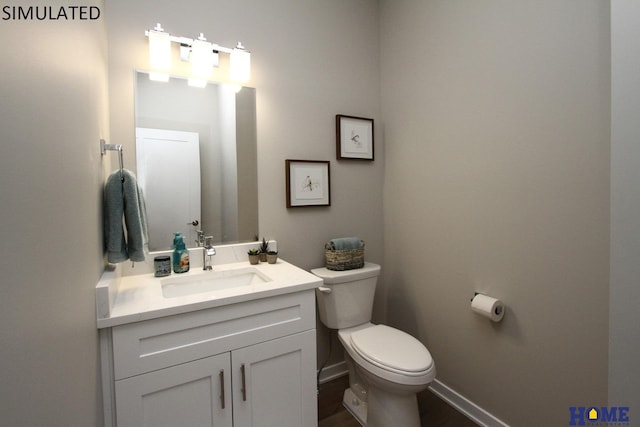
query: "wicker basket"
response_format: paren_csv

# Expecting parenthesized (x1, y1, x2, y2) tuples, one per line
(324, 242, 365, 271)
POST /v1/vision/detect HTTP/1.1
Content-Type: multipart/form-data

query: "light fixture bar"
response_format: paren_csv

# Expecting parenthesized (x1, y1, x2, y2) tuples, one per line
(143, 31, 234, 54)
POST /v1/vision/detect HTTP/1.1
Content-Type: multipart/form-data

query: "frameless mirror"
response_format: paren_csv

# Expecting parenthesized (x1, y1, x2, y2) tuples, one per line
(135, 71, 258, 251)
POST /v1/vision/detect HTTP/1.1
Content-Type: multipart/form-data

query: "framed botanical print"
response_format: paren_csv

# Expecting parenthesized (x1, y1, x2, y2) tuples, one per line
(336, 114, 374, 160)
(286, 160, 331, 208)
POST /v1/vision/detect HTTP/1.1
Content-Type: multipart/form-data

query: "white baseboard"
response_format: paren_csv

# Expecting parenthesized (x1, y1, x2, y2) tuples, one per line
(318, 361, 348, 384)
(429, 379, 510, 427)
(317, 364, 509, 427)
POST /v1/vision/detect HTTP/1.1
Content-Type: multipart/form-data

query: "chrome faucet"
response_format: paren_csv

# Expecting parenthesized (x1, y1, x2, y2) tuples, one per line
(196, 231, 216, 270)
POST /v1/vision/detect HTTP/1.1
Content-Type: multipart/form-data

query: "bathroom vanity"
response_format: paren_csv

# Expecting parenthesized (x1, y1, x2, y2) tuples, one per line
(96, 248, 321, 427)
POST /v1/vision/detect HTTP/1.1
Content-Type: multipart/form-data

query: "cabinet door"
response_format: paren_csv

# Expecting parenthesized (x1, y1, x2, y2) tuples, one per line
(115, 353, 232, 427)
(232, 330, 317, 427)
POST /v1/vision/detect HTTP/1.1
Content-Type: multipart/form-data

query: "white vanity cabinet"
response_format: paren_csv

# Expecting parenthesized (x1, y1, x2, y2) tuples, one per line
(100, 290, 318, 427)
(115, 352, 232, 427)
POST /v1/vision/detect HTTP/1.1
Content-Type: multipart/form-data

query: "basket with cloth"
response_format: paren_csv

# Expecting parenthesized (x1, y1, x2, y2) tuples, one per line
(324, 237, 364, 271)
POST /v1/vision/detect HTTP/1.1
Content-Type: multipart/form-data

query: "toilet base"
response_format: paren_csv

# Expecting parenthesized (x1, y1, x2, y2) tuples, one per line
(343, 388, 366, 426)
(343, 384, 423, 427)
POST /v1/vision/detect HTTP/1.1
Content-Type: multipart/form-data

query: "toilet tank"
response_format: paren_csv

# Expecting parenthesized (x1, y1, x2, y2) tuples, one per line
(311, 263, 381, 329)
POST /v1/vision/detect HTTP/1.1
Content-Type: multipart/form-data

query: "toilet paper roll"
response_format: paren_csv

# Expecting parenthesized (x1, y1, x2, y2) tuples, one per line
(471, 294, 505, 322)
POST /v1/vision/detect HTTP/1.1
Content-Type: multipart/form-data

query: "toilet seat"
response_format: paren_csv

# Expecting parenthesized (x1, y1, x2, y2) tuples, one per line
(350, 324, 433, 377)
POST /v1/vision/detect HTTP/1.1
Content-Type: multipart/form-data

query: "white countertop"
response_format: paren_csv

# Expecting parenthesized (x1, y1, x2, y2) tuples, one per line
(96, 258, 322, 329)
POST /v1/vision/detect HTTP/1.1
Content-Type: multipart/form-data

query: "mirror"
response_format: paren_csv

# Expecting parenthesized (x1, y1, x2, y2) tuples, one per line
(135, 71, 258, 251)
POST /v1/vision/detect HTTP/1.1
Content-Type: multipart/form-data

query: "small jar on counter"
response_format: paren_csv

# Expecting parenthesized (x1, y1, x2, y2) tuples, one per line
(154, 255, 171, 277)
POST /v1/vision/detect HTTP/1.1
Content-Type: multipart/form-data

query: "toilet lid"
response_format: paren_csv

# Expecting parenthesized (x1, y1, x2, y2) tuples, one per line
(350, 325, 433, 374)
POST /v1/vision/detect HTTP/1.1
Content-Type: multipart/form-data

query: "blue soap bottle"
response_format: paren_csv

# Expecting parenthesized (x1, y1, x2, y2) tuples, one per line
(172, 232, 190, 274)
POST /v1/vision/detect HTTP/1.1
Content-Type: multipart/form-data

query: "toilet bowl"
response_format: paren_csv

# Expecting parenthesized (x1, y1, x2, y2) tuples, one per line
(341, 323, 435, 387)
(338, 323, 435, 426)
(312, 263, 436, 427)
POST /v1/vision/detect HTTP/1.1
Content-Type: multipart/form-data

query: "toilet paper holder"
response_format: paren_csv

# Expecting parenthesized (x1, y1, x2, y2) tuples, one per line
(471, 292, 505, 322)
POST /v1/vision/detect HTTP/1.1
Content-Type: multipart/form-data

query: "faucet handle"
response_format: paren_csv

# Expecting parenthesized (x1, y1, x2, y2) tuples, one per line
(204, 236, 216, 258)
(195, 230, 205, 246)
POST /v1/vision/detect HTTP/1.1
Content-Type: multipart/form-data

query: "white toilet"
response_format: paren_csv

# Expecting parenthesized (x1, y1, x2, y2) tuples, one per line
(312, 262, 435, 427)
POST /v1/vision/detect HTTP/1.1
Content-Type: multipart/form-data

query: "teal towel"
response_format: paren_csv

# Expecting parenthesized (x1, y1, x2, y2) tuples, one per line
(104, 169, 148, 263)
(327, 237, 363, 250)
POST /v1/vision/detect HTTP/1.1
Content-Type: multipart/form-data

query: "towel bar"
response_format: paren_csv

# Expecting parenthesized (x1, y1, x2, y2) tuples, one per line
(101, 139, 124, 182)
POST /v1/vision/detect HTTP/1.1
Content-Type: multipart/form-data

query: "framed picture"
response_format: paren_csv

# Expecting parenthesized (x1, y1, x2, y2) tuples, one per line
(286, 160, 331, 208)
(336, 114, 374, 160)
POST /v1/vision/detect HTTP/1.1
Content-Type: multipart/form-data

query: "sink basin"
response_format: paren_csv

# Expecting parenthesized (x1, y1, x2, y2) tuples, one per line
(161, 267, 271, 298)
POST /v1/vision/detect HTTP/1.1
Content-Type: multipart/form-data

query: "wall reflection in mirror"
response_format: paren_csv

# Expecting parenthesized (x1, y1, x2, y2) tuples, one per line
(135, 71, 258, 251)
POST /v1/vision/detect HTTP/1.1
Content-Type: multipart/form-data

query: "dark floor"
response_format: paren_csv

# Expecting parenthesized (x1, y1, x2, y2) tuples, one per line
(318, 375, 478, 427)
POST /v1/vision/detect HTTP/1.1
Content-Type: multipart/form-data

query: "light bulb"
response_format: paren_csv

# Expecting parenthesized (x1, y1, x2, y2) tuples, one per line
(148, 23, 171, 81)
(230, 42, 251, 83)
(190, 34, 214, 81)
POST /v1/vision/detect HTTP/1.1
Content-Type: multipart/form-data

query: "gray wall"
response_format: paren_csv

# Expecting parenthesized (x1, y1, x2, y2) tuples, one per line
(380, 1, 610, 425)
(610, 0, 640, 408)
(0, 1, 108, 425)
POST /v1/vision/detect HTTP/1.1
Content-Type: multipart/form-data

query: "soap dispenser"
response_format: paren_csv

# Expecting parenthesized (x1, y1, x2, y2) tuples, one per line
(172, 232, 190, 274)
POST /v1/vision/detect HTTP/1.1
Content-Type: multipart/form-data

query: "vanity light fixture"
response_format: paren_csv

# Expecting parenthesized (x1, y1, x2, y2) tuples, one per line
(145, 23, 251, 88)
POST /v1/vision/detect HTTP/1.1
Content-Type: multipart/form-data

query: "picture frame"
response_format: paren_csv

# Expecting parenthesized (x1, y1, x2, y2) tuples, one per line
(286, 160, 331, 208)
(336, 114, 374, 161)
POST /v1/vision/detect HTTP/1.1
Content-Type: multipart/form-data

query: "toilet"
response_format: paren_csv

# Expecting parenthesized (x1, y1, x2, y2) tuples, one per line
(312, 263, 435, 427)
